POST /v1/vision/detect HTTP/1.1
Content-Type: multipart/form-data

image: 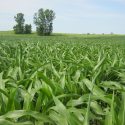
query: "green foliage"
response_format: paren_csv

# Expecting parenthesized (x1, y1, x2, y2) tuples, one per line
(13, 25, 24, 34)
(0, 34, 125, 124)
(13, 13, 32, 34)
(24, 24, 32, 34)
(13, 13, 25, 34)
(34, 8, 55, 35)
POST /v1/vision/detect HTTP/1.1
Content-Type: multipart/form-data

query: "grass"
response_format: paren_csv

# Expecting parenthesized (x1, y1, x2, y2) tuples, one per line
(0, 32, 125, 125)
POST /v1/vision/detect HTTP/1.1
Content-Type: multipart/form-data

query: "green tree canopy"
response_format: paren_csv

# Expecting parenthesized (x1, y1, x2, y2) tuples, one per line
(24, 24, 32, 34)
(13, 13, 25, 34)
(13, 13, 32, 34)
(34, 8, 55, 35)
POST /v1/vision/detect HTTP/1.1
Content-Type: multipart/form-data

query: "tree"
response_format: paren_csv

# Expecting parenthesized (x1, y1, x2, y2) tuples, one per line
(24, 24, 32, 34)
(13, 13, 25, 34)
(34, 8, 55, 35)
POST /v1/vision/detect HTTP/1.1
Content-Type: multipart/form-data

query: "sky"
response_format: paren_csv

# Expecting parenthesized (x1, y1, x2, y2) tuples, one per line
(0, 0, 125, 34)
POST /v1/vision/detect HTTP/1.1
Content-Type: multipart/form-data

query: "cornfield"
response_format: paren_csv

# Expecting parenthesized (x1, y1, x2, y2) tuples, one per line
(0, 34, 125, 125)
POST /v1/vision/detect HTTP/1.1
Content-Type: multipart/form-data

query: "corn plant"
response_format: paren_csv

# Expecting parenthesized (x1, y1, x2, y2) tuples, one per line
(0, 34, 125, 125)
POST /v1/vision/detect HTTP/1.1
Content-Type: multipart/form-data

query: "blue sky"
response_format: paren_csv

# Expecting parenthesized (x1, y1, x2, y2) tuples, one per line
(0, 0, 125, 34)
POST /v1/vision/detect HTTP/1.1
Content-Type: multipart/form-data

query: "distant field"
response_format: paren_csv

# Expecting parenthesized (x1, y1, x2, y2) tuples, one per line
(0, 32, 125, 125)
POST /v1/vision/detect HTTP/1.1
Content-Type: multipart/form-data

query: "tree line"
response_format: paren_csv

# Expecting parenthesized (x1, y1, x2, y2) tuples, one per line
(13, 8, 55, 36)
